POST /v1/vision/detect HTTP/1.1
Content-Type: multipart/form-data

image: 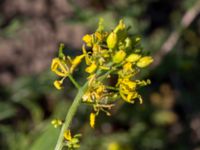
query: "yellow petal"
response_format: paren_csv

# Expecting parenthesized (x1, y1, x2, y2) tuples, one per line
(112, 50, 126, 63)
(85, 62, 97, 73)
(53, 80, 63, 90)
(123, 62, 133, 72)
(82, 34, 92, 47)
(90, 112, 96, 128)
(137, 56, 153, 68)
(92, 44, 101, 53)
(70, 54, 85, 72)
(126, 80, 136, 89)
(126, 54, 141, 62)
(51, 58, 59, 71)
(64, 130, 72, 141)
(51, 58, 69, 77)
(119, 91, 134, 104)
(95, 32, 103, 41)
(72, 55, 84, 65)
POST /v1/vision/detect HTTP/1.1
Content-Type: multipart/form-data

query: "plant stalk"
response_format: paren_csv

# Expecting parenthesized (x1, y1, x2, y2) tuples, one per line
(54, 82, 88, 150)
(54, 67, 115, 150)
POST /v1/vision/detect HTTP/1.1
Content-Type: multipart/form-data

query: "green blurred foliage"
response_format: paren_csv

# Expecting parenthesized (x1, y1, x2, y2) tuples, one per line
(1, 0, 200, 150)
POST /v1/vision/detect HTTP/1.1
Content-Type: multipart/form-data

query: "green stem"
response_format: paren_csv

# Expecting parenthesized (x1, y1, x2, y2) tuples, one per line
(68, 74, 81, 89)
(54, 82, 88, 150)
(54, 66, 117, 150)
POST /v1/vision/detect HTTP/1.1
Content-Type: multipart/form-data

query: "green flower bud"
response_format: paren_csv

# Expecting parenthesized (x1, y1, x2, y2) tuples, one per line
(114, 20, 126, 33)
(107, 32, 118, 49)
(114, 20, 127, 42)
(132, 36, 141, 47)
(125, 37, 132, 50)
(112, 50, 126, 63)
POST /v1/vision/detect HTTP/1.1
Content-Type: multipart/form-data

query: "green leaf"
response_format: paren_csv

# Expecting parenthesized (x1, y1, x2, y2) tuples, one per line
(30, 124, 60, 150)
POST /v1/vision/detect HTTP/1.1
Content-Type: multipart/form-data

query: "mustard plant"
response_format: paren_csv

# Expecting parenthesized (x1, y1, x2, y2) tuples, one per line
(51, 19, 153, 150)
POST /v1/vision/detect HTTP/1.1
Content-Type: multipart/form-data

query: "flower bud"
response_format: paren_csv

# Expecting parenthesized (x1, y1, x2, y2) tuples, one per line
(70, 54, 85, 72)
(114, 20, 127, 41)
(112, 50, 126, 63)
(132, 36, 141, 46)
(126, 54, 141, 62)
(137, 56, 153, 68)
(107, 32, 118, 49)
(51, 119, 62, 128)
(125, 37, 132, 50)
(114, 20, 126, 33)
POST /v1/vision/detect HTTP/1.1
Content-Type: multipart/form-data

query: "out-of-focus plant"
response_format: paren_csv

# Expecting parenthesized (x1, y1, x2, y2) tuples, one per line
(51, 19, 153, 150)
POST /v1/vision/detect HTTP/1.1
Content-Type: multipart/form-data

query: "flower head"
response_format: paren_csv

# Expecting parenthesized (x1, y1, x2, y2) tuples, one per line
(51, 119, 63, 128)
(51, 19, 154, 135)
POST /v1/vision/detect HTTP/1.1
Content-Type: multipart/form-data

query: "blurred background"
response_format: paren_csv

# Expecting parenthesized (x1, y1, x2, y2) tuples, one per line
(0, 0, 200, 150)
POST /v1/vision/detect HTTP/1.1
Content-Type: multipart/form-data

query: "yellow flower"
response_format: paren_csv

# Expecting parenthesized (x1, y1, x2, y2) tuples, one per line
(107, 32, 118, 49)
(82, 34, 92, 47)
(119, 89, 138, 104)
(112, 50, 126, 63)
(136, 56, 153, 68)
(64, 130, 72, 141)
(126, 53, 141, 62)
(117, 78, 139, 103)
(70, 54, 85, 72)
(51, 119, 62, 128)
(126, 79, 137, 89)
(90, 112, 96, 128)
(85, 62, 97, 73)
(51, 58, 69, 77)
(53, 80, 63, 90)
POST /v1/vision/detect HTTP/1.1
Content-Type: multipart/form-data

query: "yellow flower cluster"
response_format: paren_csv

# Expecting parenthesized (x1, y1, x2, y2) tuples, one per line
(51, 119, 63, 128)
(81, 19, 153, 127)
(51, 19, 153, 129)
(64, 130, 82, 149)
(51, 44, 84, 90)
